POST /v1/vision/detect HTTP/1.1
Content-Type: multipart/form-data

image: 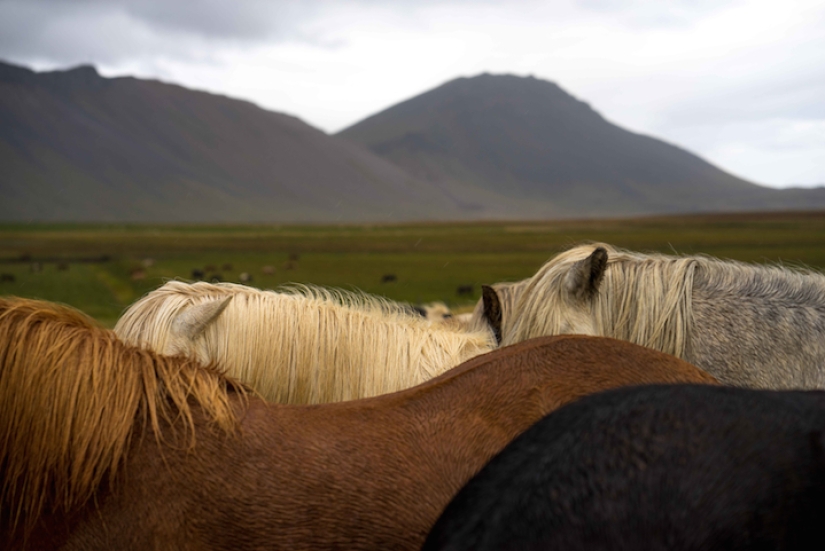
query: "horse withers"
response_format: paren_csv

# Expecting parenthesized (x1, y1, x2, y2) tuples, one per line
(1, 297, 716, 551)
(475, 243, 825, 389)
(423, 384, 825, 551)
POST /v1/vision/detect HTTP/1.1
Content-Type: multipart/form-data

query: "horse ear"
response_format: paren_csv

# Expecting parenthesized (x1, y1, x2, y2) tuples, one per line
(482, 284, 503, 345)
(564, 247, 608, 302)
(171, 296, 232, 341)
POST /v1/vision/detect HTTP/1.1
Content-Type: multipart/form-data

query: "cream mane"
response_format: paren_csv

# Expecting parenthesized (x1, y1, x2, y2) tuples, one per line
(0, 297, 241, 536)
(504, 243, 825, 363)
(115, 281, 496, 404)
(503, 243, 699, 357)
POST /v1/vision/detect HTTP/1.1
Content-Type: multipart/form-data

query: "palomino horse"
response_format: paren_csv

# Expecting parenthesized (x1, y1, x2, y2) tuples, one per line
(114, 281, 497, 404)
(475, 243, 825, 389)
(1, 297, 716, 551)
(423, 384, 825, 551)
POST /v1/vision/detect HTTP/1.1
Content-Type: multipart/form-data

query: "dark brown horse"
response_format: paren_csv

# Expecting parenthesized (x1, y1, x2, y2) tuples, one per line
(0, 297, 717, 551)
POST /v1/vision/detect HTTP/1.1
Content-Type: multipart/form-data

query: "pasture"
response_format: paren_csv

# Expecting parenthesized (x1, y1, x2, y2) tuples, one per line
(1, 210, 825, 326)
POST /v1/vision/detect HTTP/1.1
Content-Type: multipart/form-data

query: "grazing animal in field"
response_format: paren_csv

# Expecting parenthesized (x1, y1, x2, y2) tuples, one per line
(114, 281, 497, 404)
(0, 297, 716, 551)
(0, 274, 14, 283)
(456, 284, 474, 297)
(261, 265, 276, 275)
(381, 273, 397, 283)
(423, 384, 825, 551)
(476, 243, 825, 389)
(191, 268, 205, 281)
(239, 272, 253, 283)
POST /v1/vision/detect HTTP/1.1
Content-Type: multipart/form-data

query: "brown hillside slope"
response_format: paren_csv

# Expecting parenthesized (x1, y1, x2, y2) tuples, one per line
(0, 61, 474, 223)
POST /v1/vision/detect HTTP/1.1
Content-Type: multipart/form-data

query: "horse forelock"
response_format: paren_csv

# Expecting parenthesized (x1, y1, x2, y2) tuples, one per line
(1, 296, 240, 536)
(116, 280, 496, 404)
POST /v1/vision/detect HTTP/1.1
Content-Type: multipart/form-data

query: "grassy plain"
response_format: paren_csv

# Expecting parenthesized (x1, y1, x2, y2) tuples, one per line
(2, 210, 825, 327)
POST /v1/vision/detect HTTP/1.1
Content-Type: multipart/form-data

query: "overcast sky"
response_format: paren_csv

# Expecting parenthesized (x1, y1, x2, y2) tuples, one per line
(1, 0, 823, 188)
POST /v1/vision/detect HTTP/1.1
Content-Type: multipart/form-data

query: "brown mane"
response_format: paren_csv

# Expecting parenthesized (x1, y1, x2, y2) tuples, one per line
(0, 297, 243, 536)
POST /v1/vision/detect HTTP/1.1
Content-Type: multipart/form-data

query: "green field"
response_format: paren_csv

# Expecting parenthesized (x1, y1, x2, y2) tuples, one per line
(2, 211, 825, 327)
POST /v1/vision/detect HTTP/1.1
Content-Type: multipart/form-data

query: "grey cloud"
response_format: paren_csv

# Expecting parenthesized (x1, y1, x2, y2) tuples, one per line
(658, 71, 825, 132)
(575, 0, 737, 28)
(0, 0, 320, 67)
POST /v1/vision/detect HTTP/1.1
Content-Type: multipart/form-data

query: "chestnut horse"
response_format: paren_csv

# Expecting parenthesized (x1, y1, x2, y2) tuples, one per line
(1, 297, 716, 551)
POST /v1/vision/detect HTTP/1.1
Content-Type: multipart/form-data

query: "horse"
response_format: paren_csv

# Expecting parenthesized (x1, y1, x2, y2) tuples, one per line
(474, 243, 825, 389)
(114, 281, 497, 404)
(1, 297, 717, 551)
(422, 384, 825, 551)
(466, 280, 530, 344)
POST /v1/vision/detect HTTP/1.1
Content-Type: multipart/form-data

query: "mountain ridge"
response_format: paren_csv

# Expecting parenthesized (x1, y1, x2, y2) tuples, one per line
(3, 61, 824, 222)
(338, 72, 823, 217)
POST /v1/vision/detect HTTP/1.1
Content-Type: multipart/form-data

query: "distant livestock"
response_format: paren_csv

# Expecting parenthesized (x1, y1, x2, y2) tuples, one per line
(0, 274, 14, 283)
(456, 285, 475, 298)
(423, 384, 825, 551)
(191, 268, 205, 281)
(474, 243, 825, 389)
(0, 298, 716, 551)
(381, 273, 397, 283)
(114, 281, 497, 404)
(239, 272, 253, 283)
(261, 265, 276, 275)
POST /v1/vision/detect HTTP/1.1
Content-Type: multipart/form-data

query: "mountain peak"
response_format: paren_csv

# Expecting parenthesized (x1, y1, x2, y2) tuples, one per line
(0, 60, 103, 88)
(337, 72, 776, 217)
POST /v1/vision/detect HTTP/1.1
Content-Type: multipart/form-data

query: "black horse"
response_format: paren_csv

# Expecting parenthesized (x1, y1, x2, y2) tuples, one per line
(423, 384, 825, 551)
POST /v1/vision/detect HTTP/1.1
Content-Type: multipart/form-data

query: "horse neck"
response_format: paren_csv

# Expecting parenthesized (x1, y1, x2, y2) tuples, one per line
(594, 257, 697, 359)
(205, 293, 494, 403)
(692, 261, 825, 304)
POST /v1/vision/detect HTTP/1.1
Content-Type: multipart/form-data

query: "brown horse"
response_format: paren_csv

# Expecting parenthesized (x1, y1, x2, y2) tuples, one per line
(1, 297, 717, 551)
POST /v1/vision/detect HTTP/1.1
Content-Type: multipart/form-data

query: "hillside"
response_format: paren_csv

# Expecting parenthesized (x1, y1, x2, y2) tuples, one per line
(3, 63, 824, 222)
(0, 61, 470, 222)
(338, 73, 825, 217)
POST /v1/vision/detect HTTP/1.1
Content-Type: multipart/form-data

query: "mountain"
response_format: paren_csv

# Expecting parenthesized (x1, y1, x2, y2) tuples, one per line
(3, 62, 824, 223)
(0, 61, 468, 223)
(338, 73, 825, 217)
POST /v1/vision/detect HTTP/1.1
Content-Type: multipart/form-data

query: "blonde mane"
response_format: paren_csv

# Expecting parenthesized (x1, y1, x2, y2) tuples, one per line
(0, 297, 241, 535)
(503, 243, 698, 358)
(115, 281, 496, 404)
